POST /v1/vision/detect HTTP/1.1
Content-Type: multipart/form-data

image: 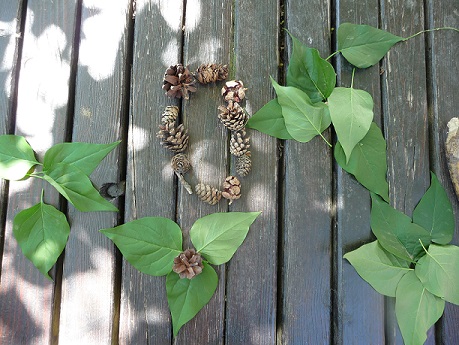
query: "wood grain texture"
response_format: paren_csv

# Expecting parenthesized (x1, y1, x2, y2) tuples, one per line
(380, 0, 431, 343)
(425, 0, 459, 343)
(280, 1, 333, 344)
(174, 1, 232, 344)
(335, 2, 385, 344)
(57, 1, 130, 344)
(119, 0, 183, 343)
(224, 0, 278, 344)
(0, 1, 78, 343)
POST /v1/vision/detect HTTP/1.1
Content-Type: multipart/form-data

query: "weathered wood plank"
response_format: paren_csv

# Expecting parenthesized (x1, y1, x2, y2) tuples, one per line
(57, 1, 130, 343)
(280, 1, 333, 343)
(224, 0, 278, 344)
(119, 0, 183, 343)
(380, 0, 431, 343)
(335, 2, 386, 344)
(0, 0, 78, 343)
(426, 0, 459, 343)
(174, 1, 232, 343)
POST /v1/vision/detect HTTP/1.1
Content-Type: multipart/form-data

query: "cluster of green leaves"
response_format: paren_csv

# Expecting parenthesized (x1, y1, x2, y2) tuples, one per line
(345, 174, 458, 345)
(0, 134, 119, 279)
(100, 212, 261, 336)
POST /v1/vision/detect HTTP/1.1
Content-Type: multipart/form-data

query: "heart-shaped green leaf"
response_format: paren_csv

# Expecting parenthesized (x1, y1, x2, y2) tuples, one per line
(415, 244, 459, 305)
(271, 78, 331, 143)
(43, 141, 120, 176)
(42, 163, 118, 212)
(337, 23, 404, 68)
(370, 194, 430, 262)
(0, 135, 40, 180)
(335, 122, 389, 201)
(328, 87, 374, 163)
(167, 262, 218, 336)
(246, 98, 293, 139)
(13, 200, 70, 280)
(412, 173, 454, 244)
(344, 240, 411, 297)
(286, 33, 336, 102)
(395, 271, 445, 345)
(190, 212, 261, 265)
(101, 217, 183, 276)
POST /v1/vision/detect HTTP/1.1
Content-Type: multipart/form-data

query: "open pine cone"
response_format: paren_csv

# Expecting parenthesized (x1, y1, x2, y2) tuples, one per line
(157, 123, 189, 152)
(229, 130, 250, 157)
(218, 101, 248, 131)
(221, 80, 247, 103)
(172, 249, 203, 279)
(195, 63, 228, 84)
(222, 176, 241, 204)
(162, 64, 197, 99)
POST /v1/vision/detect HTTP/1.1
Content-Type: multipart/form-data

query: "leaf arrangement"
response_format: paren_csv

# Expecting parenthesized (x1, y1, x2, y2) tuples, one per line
(100, 212, 261, 335)
(247, 23, 458, 344)
(0, 135, 119, 278)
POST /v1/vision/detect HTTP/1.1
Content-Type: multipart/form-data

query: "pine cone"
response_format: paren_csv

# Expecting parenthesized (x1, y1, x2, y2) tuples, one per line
(171, 153, 191, 174)
(195, 183, 222, 205)
(221, 80, 247, 103)
(157, 123, 189, 152)
(172, 249, 203, 279)
(195, 63, 228, 84)
(236, 153, 252, 177)
(162, 64, 197, 99)
(222, 176, 241, 204)
(218, 101, 248, 131)
(161, 106, 179, 125)
(229, 130, 250, 157)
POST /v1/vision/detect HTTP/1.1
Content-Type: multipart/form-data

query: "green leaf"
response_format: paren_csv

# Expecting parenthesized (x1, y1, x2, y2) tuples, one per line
(286, 33, 336, 102)
(167, 262, 218, 336)
(190, 212, 261, 265)
(335, 122, 389, 201)
(328, 87, 374, 163)
(412, 173, 454, 244)
(415, 244, 459, 305)
(43, 141, 120, 176)
(344, 240, 411, 297)
(101, 217, 183, 276)
(42, 163, 118, 212)
(0, 135, 40, 180)
(271, 78, 331, 143)
(370, 193, 431, 262)
(395, 271, 445, 345)
(337, 23, 404, 68)
(246, 98, 293, 139)
(13, 200, 70, 280)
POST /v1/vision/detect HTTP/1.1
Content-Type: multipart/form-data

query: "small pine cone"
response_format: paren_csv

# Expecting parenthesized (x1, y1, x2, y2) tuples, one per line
(161, 106, 179, 125)
(236, 153, 252, 177)
(222, 176, 241, 204)
(218, 101, 248, 131)
(162, 64, 197, 99)
(171, 153, 191, 174)
(172, 249, 203, 279)
(195, 183, 222, 205)
(195, 63, 229, 84)
(221, 80, 247, 103)
(157, 123, 189, 152)
(229, 130, 250, 157)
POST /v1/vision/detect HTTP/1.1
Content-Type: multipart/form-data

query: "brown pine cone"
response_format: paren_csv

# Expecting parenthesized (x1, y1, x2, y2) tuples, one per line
(222, 176, 241, 204)
(218, 101, 248, 131)
(162, 64, 197, 99)
(195, 63, 228, 84)
(161, 106, 179, 125)
(171, 153, 191, 174)
(221, 80, 247, 103)
(195, 183, 222, 205)
(172, 249, 203, 279)
(229, 130, 250, 157)
(157, 123, 189, 152)
(236, 153, 252, 177)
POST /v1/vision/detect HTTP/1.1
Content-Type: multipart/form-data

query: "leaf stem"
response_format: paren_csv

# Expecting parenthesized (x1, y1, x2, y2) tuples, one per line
(404, 27, 459, 41)
(320, 133, 332, 147)
(350, 68, 355, 89)
(326, 50, 340, 61)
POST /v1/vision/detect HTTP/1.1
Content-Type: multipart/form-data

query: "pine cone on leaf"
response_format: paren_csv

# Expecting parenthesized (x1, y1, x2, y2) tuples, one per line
(163, 64, 197, 99)
(157, 123, 189, 152)
(195, 63, 228, 84)
(218, 101, 248, 131)
(195, 183, 222, 205)
(222, 175, 241, 204)
(172, 249, 203, 279)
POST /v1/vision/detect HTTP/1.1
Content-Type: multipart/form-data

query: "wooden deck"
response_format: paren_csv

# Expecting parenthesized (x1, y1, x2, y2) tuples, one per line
(0, 0, 458, 344)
